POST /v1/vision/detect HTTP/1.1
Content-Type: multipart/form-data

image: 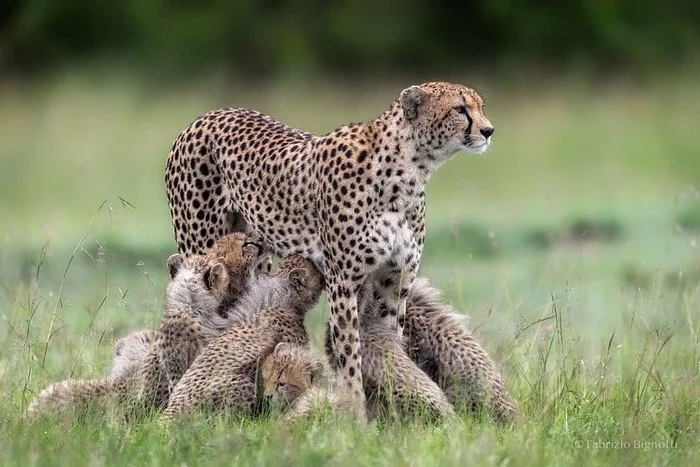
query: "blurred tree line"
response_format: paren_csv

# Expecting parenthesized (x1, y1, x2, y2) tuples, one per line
(1, 0, 699, 77)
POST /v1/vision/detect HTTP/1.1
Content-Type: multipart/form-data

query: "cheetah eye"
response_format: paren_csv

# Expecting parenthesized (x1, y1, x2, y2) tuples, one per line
(277, 381, 287, 389)
(243, 240, 263, 251)
(453, 105, 468, 115)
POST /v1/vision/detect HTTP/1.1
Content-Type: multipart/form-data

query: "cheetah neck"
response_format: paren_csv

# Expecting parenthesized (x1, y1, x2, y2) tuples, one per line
(165, 274, 231, 330)
(372, 101, 438, 187)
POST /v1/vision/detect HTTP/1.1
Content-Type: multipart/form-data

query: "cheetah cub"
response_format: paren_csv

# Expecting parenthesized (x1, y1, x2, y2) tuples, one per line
(163, 255, 323, 418)
(25, 378, 136, 422)
(260, 342, 354, 419)
(112, 234, 268, 389)
(324, 280, 456, 422)
(110, 329, 155, 380)
(137, 233, 266, 410)
(403, 278, 518, 423)
(26, 234, 266, 421)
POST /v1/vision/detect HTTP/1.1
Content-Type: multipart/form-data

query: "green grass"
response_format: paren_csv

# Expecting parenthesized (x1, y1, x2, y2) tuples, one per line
(1, 67, 700, 465)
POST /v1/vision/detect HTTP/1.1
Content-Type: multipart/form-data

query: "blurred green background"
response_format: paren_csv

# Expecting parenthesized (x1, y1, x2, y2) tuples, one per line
(0, 0, 699, 388)
(2, 0, 700, 75)
(1, 3, 700, 464)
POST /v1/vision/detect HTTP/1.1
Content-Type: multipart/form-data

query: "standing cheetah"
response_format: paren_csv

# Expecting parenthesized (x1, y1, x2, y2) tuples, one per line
(163, 255, 324, 418)
(165, 82, 494, 416)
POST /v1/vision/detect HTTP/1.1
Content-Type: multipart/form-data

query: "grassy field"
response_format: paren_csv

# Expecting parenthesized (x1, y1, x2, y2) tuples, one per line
(1, 67, 699, 466)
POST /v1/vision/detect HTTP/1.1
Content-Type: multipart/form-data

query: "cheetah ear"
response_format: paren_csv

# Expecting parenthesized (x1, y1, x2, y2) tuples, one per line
(289, 269, 306, 288)
(310, 361, 326, 384)
(400, 85, 426, 121)
(205, 263, 229, 291)
(167, 254, 184, 279)
(274, 342, 291, 354)
(114, 337, 126, 356)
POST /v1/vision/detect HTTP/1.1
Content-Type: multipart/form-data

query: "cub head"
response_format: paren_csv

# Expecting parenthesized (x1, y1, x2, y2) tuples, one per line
(273, 255, 324, 310)
(110, 329, 155, 379)
(400, 81, 494, 158)
(261, 342, 326, 412)
(204, 233, 269, 296)
(165, 233, 267, 315)
(167, 253, 230, 295)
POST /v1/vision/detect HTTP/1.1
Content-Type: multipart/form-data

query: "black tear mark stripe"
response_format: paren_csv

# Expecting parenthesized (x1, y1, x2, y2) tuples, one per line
(465, 109, 473, 135)
(440, 109, 452, 123)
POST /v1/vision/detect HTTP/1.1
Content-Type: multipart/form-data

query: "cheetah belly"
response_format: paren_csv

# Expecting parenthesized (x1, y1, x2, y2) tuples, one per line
(227, 192, 325, 273)
(247, 220, 323, 273)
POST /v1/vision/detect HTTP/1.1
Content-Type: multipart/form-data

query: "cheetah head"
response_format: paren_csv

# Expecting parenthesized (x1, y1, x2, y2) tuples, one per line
(273, 255, 324, 311)
(400, 81, 494, 160)
(165, 233, 267, 315)
(204, 232, 270, 294)
(110, 330, 154, 379)
(261, 342, 326, 412)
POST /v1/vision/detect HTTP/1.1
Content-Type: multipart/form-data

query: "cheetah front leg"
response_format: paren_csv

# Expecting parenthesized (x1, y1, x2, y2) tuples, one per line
(400, 194, 426, 334)
(371, 246, 423, 336)
(396, 256, 420, 336)
(371, 195, 426, 335)
(325, 274, 367, 422)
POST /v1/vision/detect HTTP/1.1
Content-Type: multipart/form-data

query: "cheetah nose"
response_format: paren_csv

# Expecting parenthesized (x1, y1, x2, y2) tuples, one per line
(480, 127, 494, 138)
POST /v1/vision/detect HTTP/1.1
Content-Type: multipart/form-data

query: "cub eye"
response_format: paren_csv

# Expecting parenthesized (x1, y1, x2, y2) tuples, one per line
(454, 105, 468, 115)
(277, 382, 287, 389)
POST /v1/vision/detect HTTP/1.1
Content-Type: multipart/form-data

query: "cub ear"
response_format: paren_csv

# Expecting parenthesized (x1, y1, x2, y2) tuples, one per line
(274, 342, 291, 354)
(289, 268, 306, 288)
(167, 254, 184, 279)
(205, 262, 229, 291)
(114, 336, 127, 357)
(400, 85, 426, 121)
(310, 361, 326, 384)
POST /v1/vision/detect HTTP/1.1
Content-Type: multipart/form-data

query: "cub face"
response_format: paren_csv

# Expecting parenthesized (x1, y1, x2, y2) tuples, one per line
(166, 253, 231, 298)
(261, 342, 325, 411)
(274, 255, 324, 310)
(400, 81, 494, 158)
(165, 233, 268, 312)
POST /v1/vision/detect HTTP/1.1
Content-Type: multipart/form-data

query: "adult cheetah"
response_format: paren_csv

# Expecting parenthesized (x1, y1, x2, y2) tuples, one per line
(163, 255, 323, 418)
(165, 82, 494, 416)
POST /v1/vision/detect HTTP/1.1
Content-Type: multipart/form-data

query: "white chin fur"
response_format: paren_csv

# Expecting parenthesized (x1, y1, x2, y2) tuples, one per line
(465, 140, 490, 154)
